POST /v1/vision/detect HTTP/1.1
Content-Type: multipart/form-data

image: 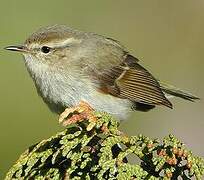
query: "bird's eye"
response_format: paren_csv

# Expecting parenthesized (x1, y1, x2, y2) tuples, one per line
(41, 46, 51, 54)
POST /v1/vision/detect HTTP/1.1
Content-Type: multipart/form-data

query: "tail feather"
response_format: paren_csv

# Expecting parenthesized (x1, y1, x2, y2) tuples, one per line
(159, 82, 200, 101)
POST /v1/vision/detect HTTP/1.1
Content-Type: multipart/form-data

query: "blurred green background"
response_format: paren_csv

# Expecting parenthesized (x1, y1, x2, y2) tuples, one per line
(0, 0, 203, 178)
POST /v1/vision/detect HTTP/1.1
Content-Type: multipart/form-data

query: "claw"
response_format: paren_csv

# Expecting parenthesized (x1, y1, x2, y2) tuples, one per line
(58, 101, 97, 131)
(58, 107, 77, 123)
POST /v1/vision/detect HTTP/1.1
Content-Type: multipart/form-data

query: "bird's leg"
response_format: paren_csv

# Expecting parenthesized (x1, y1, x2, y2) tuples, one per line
(58, 101, 97, 130)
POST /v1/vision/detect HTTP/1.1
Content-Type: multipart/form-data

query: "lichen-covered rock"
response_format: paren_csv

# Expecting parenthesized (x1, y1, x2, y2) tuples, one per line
(5, 112, 204, 180)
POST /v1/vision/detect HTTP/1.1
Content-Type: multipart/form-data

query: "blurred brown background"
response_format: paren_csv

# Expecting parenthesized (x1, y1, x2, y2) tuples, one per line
(0, 0, 203, 178)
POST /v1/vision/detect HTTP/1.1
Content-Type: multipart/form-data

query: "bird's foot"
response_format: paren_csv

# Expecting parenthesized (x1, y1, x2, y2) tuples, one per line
(59, 101, 97, 131)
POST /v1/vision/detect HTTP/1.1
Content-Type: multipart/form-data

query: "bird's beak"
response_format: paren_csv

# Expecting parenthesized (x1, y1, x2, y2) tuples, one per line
(4, 45, 29, 53)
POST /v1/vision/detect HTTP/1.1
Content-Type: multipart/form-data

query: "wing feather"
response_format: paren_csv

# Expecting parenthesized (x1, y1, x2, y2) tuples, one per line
(96, 54, 172, 108)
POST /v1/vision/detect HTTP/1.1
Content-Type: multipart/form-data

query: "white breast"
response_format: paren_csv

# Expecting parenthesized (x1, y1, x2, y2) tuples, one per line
(23, 54, 131, 120)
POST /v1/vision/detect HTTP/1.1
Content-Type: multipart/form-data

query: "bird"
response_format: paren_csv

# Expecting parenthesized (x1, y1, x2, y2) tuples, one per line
(5, 25, 199, 125)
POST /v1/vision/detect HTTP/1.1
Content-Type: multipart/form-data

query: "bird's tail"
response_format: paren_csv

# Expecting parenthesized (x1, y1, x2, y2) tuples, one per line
(159, 81, 200, 101)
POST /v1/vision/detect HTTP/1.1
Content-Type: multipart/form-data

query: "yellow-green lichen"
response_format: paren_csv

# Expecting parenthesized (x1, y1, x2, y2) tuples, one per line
(5, 112, 204, 180)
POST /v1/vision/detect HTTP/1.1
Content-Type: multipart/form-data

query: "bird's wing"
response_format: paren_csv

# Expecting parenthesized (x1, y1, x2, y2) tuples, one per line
(96, 54, 172, 108)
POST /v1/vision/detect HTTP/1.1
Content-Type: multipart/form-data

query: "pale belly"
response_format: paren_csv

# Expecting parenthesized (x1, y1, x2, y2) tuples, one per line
(24, 55, 132, 120)
(36, 73, 131, 120)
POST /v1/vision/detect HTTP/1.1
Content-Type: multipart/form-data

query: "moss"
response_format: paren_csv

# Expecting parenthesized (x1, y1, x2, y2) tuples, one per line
(5, 112, 204, 180)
